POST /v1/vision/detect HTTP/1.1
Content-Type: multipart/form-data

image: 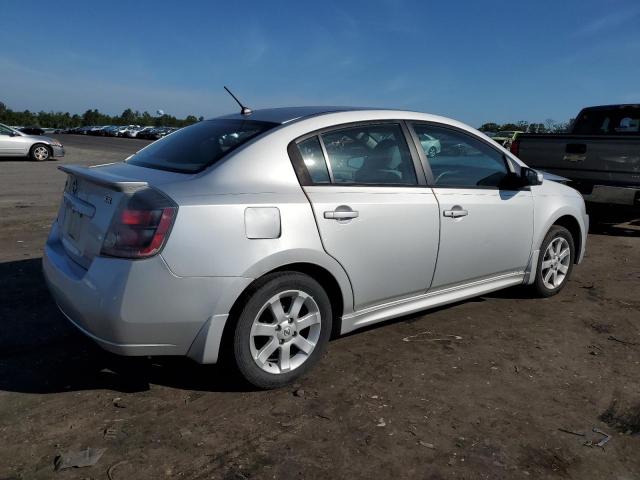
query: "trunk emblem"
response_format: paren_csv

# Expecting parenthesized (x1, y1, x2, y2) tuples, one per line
(104, 194, 113, 205)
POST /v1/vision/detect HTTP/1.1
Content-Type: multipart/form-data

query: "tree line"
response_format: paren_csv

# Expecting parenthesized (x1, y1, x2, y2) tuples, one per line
(0, 101, 202, 129)
(478, 119, 572, 134)
(1, 100, 572, 133)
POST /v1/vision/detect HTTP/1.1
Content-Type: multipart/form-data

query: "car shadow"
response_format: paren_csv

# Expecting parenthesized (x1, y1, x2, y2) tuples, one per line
(0, 156, 57, 162)
(587, 204, 640, 237)
(0, 258, 255, 395)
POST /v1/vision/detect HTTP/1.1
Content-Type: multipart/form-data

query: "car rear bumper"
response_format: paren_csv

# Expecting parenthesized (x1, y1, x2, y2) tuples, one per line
(43, 221, 251, 360)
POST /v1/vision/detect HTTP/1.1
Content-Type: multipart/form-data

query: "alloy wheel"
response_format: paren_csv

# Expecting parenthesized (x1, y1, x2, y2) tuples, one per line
(249, 290, 322, 374)
(33, 146, 49, 161)
(541, 237, 571, 289)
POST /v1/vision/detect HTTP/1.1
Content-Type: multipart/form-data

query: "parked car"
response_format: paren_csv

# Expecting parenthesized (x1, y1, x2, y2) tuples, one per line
(135, 127, 159, 139)
(137, 126, 178, 140)
(43, 106, 588, 388)
(492, 130, 523, 148)
(19, 126, 45, 136)
(125, 126, 154, 138)
(511, 104, 640, 211)
(0, 122, 65, 160)
(102, 126, 120, 136)
(418, 132, 441, 157)
(116, 125, 141, 137)
(88, 126, 108, 136)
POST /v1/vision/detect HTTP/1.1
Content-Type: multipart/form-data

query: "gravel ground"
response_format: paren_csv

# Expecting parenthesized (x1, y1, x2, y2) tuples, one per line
(0, 135, 639, 479)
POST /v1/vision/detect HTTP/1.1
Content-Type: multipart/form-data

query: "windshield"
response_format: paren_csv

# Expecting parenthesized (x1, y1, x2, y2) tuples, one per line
(127, 119, 277, 173)
(0, 123, 20, 135)
(573, 107, 640, 135)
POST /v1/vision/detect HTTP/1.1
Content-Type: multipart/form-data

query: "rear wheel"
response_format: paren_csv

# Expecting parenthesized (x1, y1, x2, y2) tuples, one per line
(30, 144, 50, 161)
(232, 272, 332, 389)
(532, 225, 575, 297)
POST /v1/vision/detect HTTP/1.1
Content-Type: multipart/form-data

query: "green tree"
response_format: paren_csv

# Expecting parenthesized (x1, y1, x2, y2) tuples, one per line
(479, 122, 499, 132)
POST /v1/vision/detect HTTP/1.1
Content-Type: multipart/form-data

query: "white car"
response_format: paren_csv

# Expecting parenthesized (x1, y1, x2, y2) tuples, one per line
(0, 123, 64, 161)
(44, 106, 588, 388)
(419, 132, 441, 157)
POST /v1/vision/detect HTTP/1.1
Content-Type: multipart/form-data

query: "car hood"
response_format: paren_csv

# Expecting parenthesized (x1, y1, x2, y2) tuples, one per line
(540, 171, 569, 183)
(20, 134, 57, 144)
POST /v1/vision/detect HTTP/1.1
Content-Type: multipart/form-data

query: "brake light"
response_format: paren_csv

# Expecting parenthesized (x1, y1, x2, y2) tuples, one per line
(510, 139, 520, 157)
(101, 188, 177, 259)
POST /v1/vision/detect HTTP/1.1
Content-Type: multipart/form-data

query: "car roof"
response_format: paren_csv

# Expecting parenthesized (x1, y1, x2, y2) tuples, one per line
(216, 106, 381, 124)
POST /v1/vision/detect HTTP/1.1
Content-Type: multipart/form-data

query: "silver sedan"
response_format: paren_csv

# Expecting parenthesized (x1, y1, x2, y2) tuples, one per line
(43, 107, 588, 388)
(0, 123, 65, 160)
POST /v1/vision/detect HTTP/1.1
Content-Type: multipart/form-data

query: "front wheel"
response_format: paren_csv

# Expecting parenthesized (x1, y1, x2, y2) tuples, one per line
(30, 144, 50, 161)
(531, 225, 575, 297)
(232, 272, 332, 389)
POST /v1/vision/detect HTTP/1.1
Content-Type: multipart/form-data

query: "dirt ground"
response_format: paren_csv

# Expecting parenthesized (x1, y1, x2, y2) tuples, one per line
(1, 136, 639, 480)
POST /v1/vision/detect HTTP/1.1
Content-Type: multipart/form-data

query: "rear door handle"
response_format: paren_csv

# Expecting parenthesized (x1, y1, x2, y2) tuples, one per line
(443, 206, 468, 218)
(324, 206, 359, 220)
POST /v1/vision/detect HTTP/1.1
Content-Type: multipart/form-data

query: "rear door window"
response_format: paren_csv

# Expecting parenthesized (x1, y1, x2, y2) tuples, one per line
(127, 119, 277, 173)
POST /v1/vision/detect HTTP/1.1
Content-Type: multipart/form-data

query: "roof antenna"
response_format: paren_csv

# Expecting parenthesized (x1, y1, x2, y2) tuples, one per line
(224, 86, 252, 115)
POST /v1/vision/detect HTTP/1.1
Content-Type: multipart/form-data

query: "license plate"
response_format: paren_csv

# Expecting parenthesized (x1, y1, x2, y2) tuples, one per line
(64, 207, 83, 242)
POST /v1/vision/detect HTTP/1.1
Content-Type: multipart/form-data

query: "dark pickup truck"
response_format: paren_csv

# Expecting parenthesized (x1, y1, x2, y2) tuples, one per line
(511, 104, 640, 211)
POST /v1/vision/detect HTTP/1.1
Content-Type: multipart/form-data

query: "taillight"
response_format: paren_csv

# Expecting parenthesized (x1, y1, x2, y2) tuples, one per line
(510, 139, 520, 157)
(101, 188, 177, 259)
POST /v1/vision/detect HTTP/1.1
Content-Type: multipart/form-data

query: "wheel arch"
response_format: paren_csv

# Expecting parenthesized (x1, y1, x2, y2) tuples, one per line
(551, 214, 582, 264)
(29, 142, 52, 159)
(187, 252, 353, 365)
(224, 261, 348, 343)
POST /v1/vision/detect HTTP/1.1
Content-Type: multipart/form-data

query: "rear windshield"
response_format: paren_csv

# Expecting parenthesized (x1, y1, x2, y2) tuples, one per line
(127, 119, 277, 173)
(572, 107, 640, 135)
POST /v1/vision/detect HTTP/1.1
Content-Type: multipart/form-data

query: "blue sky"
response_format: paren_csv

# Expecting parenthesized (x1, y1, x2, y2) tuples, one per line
(1, 0, 638, 126)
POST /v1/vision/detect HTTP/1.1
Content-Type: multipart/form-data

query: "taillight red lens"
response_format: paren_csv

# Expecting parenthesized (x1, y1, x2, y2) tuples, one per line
(510, 139, 520, 157)
(101, 188, 177, 259)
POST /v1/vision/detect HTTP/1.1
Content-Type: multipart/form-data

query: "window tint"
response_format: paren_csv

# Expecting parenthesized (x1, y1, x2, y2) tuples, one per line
(127, 119, 277, 173)
(573, 107, 640, 135)
(413, 124, 509, 188)
(0, 124, 14, 135)
(319, 124, 417, 185)
(296, 136, 330, 183)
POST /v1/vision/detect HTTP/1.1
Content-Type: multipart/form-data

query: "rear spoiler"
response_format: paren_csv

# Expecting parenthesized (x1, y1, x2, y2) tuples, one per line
(58, 165, 148, 193)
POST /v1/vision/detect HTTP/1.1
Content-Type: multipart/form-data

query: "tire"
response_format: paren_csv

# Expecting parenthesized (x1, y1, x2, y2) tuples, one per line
(232, 272, 333, 389)
(531, 225, 575, 297)
(428, 146, 437, 158)
(30, 144, 51, 161)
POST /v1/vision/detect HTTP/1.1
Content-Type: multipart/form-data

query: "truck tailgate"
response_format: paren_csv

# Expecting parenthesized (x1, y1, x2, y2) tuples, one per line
(517, 135, 640, 187)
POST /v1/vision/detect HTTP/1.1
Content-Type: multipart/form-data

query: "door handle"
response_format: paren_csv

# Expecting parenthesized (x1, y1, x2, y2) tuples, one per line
(324, 206, 359, 220)
(443, 206, 468, 218)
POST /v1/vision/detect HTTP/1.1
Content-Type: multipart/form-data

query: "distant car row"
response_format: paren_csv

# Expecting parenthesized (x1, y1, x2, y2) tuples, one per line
(8, 124, 181, 139)
(65, 125, 180, 139)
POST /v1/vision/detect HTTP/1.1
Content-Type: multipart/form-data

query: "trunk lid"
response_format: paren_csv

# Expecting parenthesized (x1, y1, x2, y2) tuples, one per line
(56, 163, 186, 269)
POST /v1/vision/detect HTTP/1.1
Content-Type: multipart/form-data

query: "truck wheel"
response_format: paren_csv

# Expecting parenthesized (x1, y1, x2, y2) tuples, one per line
(532, 225, 575, 297)
(232, 272, 332, 389)
(30, 144, 51, 161)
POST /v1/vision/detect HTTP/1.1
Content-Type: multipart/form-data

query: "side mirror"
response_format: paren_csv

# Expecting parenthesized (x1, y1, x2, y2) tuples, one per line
(521, 166, 543, 186)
